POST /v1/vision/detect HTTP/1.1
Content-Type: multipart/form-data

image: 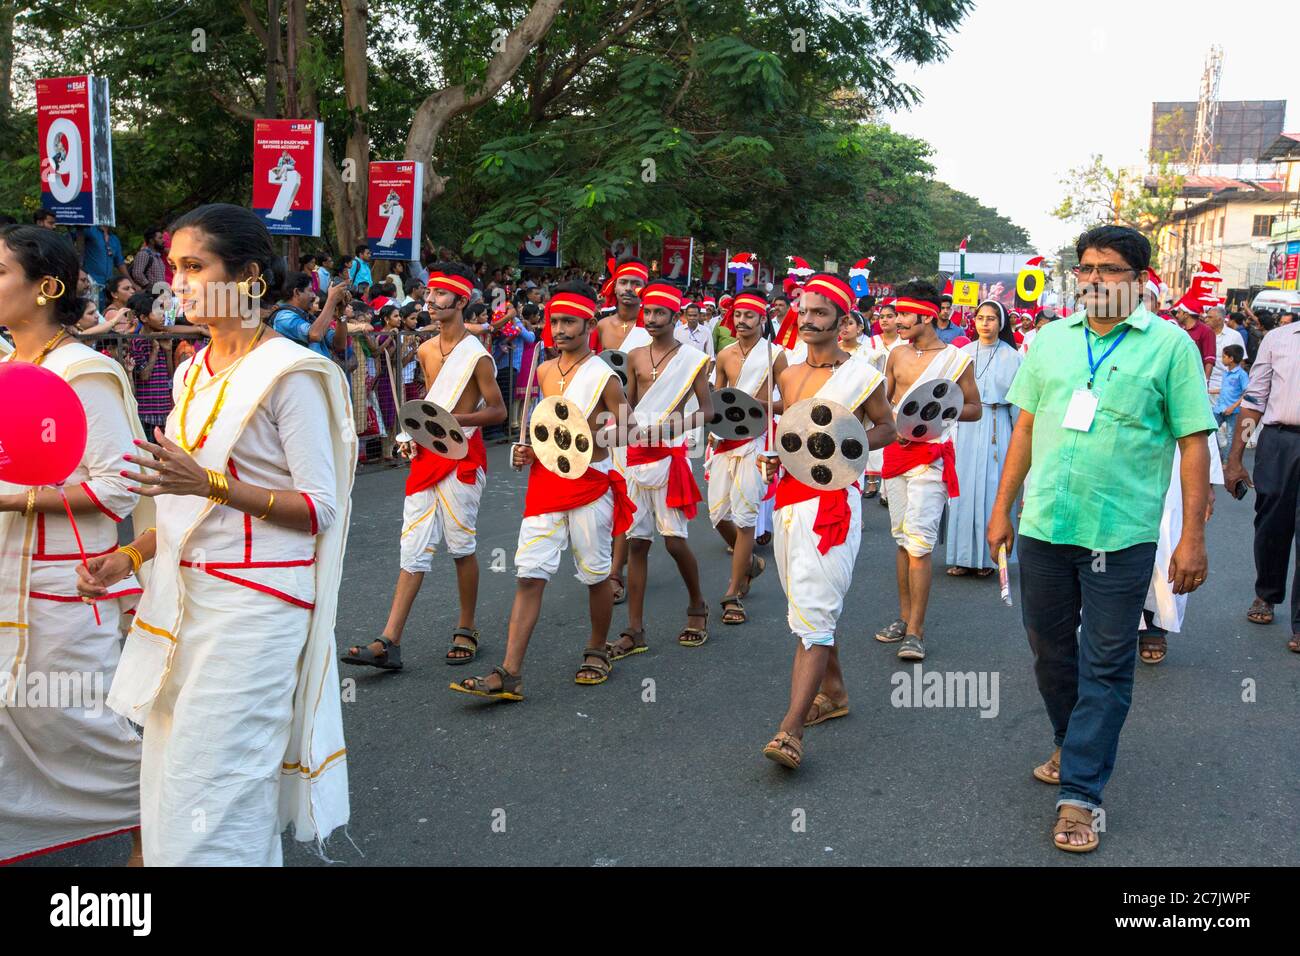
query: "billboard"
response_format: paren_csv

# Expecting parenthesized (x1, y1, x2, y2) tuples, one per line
(519, 227, 561, 268)
(251, 119, 324, 236)
(1267, 242, 1287, 288)
(661, 236, 693, 283)
(366, 160, 423, 261)
(36, 74, 115, 226)
(700, 252, 726, 287)
(1149, 100, 1286, 164)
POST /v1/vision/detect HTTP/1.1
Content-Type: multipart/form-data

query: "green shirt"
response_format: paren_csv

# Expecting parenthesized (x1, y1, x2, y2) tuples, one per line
(1006, 305, 1216, 552)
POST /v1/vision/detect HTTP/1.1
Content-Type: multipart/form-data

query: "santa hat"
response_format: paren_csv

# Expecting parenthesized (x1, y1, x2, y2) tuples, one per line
(958, 235, 971, 252)
(786, 255, 815, 278)
(727, 252, 757, 275)
(1192, 261, 1223, 283)
(1024, 255, 1045, 269)
(942, 277, 954, 296)
(849, 257, 877, 280)
(782, 275, 803, 298)
(1145, 268, 1168, 301)
(700, 296, 716, 310)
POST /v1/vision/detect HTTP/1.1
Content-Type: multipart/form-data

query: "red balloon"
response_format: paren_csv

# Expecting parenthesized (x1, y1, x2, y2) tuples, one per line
(0, 361, 88, 485)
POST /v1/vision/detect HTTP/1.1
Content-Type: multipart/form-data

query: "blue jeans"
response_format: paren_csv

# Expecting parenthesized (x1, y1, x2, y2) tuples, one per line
(1214, 411, 1237, 457)
(1018, 535, 1157, 811)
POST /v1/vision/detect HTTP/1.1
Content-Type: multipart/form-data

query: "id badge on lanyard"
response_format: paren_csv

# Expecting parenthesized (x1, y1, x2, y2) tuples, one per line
(1063, 324, 1129, 433)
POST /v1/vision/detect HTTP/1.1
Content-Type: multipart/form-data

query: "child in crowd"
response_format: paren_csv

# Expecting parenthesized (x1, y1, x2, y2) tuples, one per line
(1211, 343, 1248, 455)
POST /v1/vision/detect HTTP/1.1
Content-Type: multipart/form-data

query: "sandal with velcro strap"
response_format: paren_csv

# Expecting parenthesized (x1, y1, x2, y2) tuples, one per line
(449, 665, 524, 702)
(340, 636, 402, 670)
(575, 647, 613, 685)
(445, 627, 479, 666)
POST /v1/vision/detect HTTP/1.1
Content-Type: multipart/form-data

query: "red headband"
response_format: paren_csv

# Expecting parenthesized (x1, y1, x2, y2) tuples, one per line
(801, 274, 853, 315)
(640, 282, 683, 313)
(731, 292, 767, 316)
(599, 260, 650, 308)
(428, 272, 475, 299)
(893, 297, 940, 318)
(542, 292, 597, 348)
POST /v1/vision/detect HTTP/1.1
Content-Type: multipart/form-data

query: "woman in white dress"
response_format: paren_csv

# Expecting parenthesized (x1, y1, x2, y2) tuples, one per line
(0, 225, 146, 864)
(77, 204, 357, 865)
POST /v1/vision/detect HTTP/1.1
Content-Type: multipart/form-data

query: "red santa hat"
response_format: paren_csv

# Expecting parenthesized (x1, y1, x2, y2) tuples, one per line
(849, 257, 877, 280)
(958, 235, 971, 252)
(1192, 261, 1223, 283)
(786, 255, 815, 278)
(782, 275, 803, 298)
(1145, 268, 1168, 301)
(1024, 255, 1045, 269)
(728, 252, 757, 275)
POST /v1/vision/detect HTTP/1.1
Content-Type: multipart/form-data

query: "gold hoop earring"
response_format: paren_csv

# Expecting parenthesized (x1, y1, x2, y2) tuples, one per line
(244, 276, 267, 299)
(36, 276, 67, 307)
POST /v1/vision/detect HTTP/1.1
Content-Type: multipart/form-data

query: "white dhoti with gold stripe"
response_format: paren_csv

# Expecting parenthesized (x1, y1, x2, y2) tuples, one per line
(886, 461, 947, 557)
(707, 442, 763, 529)
(515, 459, 616, 585)
(399, 469, 484, 568)
(774, 493, 862, 649)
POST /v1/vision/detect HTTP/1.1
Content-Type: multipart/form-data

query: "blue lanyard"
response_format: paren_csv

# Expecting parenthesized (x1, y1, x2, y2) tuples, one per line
(1085, 324, 1129, 388)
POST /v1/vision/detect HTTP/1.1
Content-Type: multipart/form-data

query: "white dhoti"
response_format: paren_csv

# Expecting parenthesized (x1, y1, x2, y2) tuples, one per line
(886, 461, 947, 557)
(774, 493, 862, 649)
(140, 568, 312, 866)
(707, 442, 763, 529)
(515, 459, 616, 585)
(399, 470, 484, 568)
(624, 455, 692, 540)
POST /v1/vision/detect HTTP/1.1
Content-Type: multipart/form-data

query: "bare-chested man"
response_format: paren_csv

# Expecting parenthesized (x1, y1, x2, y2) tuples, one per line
(756, 274, 896, 770)
(608, 280, 715, 658)
(450, 281, 635, 699)
(876, 280, 982, 661)
(343, 262, 506, 671)
(708, 288, 787, 623)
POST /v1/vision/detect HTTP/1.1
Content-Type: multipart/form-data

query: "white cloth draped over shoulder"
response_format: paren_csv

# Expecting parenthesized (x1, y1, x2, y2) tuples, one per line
(0, 341, 151, 862)
(106, 337, 357, 863)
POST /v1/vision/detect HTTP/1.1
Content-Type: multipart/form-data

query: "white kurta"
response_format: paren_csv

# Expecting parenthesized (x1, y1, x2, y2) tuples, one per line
(0, 343, 146, 863)
(108, 339, 356, 866)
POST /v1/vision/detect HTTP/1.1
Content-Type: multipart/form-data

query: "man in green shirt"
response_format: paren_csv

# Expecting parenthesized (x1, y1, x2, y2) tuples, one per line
(987, 225, 1215, 854)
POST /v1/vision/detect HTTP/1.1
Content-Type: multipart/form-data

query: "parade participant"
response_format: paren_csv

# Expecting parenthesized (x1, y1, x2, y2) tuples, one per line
(839, 312, 865, 354)
(875, 281, 981, 661)
(87, 204, 356, 866)
(862, 300, 904, 499)
(595, 258, 651, 604)
(988, 225, 1214, 852)
(450, 282, 634, 699)
(612, 280, 714, 655)
(341, 262, 506, 670)
(945, 300, 1022, 576)
(756, 274, 895, 770)
(708, 289, 786, 624)
(0, 225, 147, 865)
(593, 257, 651, 354)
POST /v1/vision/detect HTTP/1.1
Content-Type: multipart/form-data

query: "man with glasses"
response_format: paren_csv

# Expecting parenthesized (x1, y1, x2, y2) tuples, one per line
(987, 225, 1215, 854)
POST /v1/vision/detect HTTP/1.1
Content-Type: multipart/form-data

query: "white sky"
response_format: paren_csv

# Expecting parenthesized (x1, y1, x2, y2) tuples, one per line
(883, 0, 1299, 255)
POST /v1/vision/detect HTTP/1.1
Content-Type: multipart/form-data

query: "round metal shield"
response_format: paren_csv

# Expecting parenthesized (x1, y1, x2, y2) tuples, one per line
(599, 349, 630, 387)
(530, 395, 594, 478)
(398, 398, 468, 460)
(774, 398, 868, 492)
(894, 377, 962, 443)
(705, 387, 766, 442)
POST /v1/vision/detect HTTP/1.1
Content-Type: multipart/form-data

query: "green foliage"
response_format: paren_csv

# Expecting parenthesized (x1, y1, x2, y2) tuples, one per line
(927, 180, 1032, 254)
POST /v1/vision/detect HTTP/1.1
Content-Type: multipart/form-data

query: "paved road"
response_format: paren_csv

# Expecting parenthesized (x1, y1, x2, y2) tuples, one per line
(27, 444, 1300, 866)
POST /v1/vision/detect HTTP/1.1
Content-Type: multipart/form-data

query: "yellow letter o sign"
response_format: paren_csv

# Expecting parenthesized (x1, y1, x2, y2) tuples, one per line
(1017, 268, 1045, 302)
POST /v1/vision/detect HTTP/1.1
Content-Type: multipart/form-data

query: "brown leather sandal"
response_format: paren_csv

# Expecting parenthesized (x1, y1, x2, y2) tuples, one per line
(607, 628, 647, 661)
(804, 693, 849, 727)
(762, 730, 803, 769)
(721, 595, 746, 625)
(1139, 633, 1167, 664)
(679, 604, 709, 647)
(1053, 804, 1099, 853)
(1032, 747, 1061, 784)
(1247, 598, 1274, 625)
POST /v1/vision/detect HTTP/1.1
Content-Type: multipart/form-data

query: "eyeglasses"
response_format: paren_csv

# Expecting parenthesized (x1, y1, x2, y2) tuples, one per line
(1072, 264, 1136, 278)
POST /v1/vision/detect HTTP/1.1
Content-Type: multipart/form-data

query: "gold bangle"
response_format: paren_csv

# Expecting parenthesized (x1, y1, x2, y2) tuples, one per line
(256, 491, 275, 521)
(205, 469, 230, 505)
(24, 487, 37, 516)
(118, 545, 144, 574)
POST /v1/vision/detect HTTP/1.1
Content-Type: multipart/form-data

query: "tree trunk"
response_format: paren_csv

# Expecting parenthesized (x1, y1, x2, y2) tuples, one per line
(0, 1, 16, 117)
(404, 0, 566, 203)
(265, 0, 281, 117)
(323, 0, 369, 252)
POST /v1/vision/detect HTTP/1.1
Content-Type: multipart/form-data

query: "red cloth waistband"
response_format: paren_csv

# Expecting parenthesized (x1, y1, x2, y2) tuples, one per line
(881, 439, 959, 498)
(405, 430, 487, 496)
(523, 461, 635, 538)
(625, 443, 702, 519)
(769, 472, 853, 555)
(713, 436, 755, 454)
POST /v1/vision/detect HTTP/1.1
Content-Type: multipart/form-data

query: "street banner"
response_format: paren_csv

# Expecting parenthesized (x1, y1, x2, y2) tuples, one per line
(1266, 243, 1286, 289)
(367, 160, 423, 261)
(661, 236, 693, 283)
(519, 226, 561, 268)
(701, 252, 726, 287)
(252, 119, 323, 236)
(36, 74, 115, 226)
(1285, 241, 1300, 291)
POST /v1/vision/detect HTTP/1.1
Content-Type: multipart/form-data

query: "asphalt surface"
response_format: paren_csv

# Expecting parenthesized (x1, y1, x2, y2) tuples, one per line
(25, 443, 1300, 867)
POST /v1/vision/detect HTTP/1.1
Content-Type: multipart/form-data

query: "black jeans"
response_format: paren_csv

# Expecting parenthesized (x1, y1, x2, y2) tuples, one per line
(1019, 535, 1157, 810)
(1251, 424, 1300, 631)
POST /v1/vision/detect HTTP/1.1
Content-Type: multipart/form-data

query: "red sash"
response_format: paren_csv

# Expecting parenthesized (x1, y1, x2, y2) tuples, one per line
(881, 440, 959, 498)
(768, 472, 853, 555)
(522, 461, 635, 537)
(625, 443, 702, 519)
(405, 431, 488, 496)
(713, 436, 755, 454)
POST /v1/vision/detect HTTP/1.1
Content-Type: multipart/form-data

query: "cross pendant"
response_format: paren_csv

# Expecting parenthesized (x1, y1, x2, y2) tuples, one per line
(559, 377, 566, 388)
(652, 369, 658, 381)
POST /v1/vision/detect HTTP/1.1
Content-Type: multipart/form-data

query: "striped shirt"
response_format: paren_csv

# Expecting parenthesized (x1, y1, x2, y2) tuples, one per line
(1241, 324, 1300, 426)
